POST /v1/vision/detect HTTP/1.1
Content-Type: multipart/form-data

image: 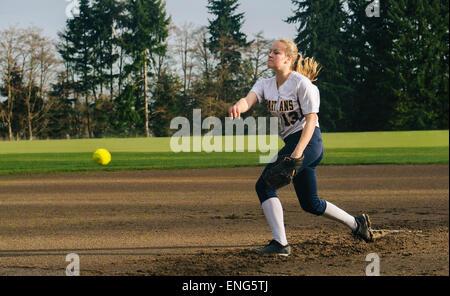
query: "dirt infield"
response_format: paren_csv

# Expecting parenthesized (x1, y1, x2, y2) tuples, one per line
(0, 164, 448, 276)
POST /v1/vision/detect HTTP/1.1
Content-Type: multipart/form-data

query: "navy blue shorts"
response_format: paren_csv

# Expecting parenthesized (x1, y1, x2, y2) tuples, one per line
(255, 127, 327, 216)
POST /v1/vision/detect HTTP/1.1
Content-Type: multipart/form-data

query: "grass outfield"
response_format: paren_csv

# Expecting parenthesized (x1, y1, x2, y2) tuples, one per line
(0, 130, 448, 174)
(0, 130, 448, 153)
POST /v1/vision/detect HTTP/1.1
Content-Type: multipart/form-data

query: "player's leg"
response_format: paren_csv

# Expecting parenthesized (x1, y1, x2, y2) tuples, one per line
(323, 199, 374, 241)
(293, 129, 373, 241)
(255, 176, 291, 255)
(294, 167, 373, 241)
(294, 166, 356, 230)
(291, 127, 327, 215)
(253, 136, 301, 255)
(255, 166, 288, 247)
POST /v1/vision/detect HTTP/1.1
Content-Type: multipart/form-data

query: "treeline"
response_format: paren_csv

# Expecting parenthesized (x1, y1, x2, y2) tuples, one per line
(0, 0, 448, 140)
(289, 0, 449, 132)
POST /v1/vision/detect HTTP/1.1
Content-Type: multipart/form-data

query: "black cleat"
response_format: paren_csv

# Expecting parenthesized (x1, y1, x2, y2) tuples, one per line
(353, 213, 374, 242)
(254, 240, 291, 256)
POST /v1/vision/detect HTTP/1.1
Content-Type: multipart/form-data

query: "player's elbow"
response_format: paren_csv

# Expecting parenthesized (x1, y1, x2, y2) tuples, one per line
(304, 113, 318, 125)
(244, 92, 258, 110)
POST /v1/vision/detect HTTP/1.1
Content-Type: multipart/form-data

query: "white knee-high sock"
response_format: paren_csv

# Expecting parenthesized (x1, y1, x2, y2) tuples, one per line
(322, 201, 358, 231)
(261, 198, 288, 246)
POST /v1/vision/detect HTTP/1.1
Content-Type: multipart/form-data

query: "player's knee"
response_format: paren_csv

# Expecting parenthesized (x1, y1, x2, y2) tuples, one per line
(255, 177, 276, 204)
(255, 177, 265, 195)
(299, 198, 326, 216)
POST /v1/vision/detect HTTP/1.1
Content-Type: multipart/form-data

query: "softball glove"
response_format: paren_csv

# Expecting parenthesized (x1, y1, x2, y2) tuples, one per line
(262, 154, 304, 190)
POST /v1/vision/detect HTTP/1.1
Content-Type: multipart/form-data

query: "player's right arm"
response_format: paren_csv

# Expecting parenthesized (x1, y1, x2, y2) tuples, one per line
(228, 91, 258, 119)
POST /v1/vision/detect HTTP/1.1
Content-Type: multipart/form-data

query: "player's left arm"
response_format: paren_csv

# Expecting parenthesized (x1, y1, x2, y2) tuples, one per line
(290, 113, 318, 159)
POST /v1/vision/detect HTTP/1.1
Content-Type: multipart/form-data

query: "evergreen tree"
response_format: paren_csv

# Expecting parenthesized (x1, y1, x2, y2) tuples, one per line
(286, 0, 352, 132)
(122, 0, 170, 137)
(43, 72, 74, 139)
(0, 63, 26, 139)
(90, 0, 123, 101)
(10, 65, 27, 139)
(387, 0, 449, 130)
(150, 71, 182, 137)
(0, 27, 25, 140)
(344, 0, 397, 131)
(207, 0, 249, 103)
(111, 82, 142, 136)
(58, 0, 95, 138)
(92, 96, 115, 137)
(87, 0, 124, 137)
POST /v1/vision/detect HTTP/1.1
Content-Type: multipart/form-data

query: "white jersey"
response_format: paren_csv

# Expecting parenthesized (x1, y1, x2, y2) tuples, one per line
(250, 71, 320, 140)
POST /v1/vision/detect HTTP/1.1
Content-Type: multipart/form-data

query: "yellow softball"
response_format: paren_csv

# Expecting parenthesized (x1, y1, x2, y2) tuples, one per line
(93, 148, 111, 166)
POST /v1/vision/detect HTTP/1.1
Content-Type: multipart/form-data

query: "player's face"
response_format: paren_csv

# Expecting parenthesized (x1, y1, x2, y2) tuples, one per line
(268, 41, 291, 71)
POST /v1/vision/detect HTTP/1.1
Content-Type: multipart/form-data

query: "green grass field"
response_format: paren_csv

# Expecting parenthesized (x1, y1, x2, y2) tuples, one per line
(0, 130, 448, 175)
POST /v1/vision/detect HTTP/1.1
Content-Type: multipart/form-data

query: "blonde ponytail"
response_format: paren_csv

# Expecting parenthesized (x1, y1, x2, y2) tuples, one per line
(276, 38, 322, 82)
(294, 53, 322, 82)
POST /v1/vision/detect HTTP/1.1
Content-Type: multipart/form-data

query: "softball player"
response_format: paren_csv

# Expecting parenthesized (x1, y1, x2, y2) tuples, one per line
(228, 39, 374, 256)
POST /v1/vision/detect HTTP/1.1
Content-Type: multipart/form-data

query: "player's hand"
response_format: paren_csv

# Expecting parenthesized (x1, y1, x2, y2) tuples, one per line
(290, 153, 304, 176)
(228, 104, 240, 119)
(262, 155, 304, 190)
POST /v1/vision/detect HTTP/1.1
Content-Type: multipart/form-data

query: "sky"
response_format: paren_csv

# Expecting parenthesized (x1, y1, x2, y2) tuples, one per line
(0, 0, 298, 41)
